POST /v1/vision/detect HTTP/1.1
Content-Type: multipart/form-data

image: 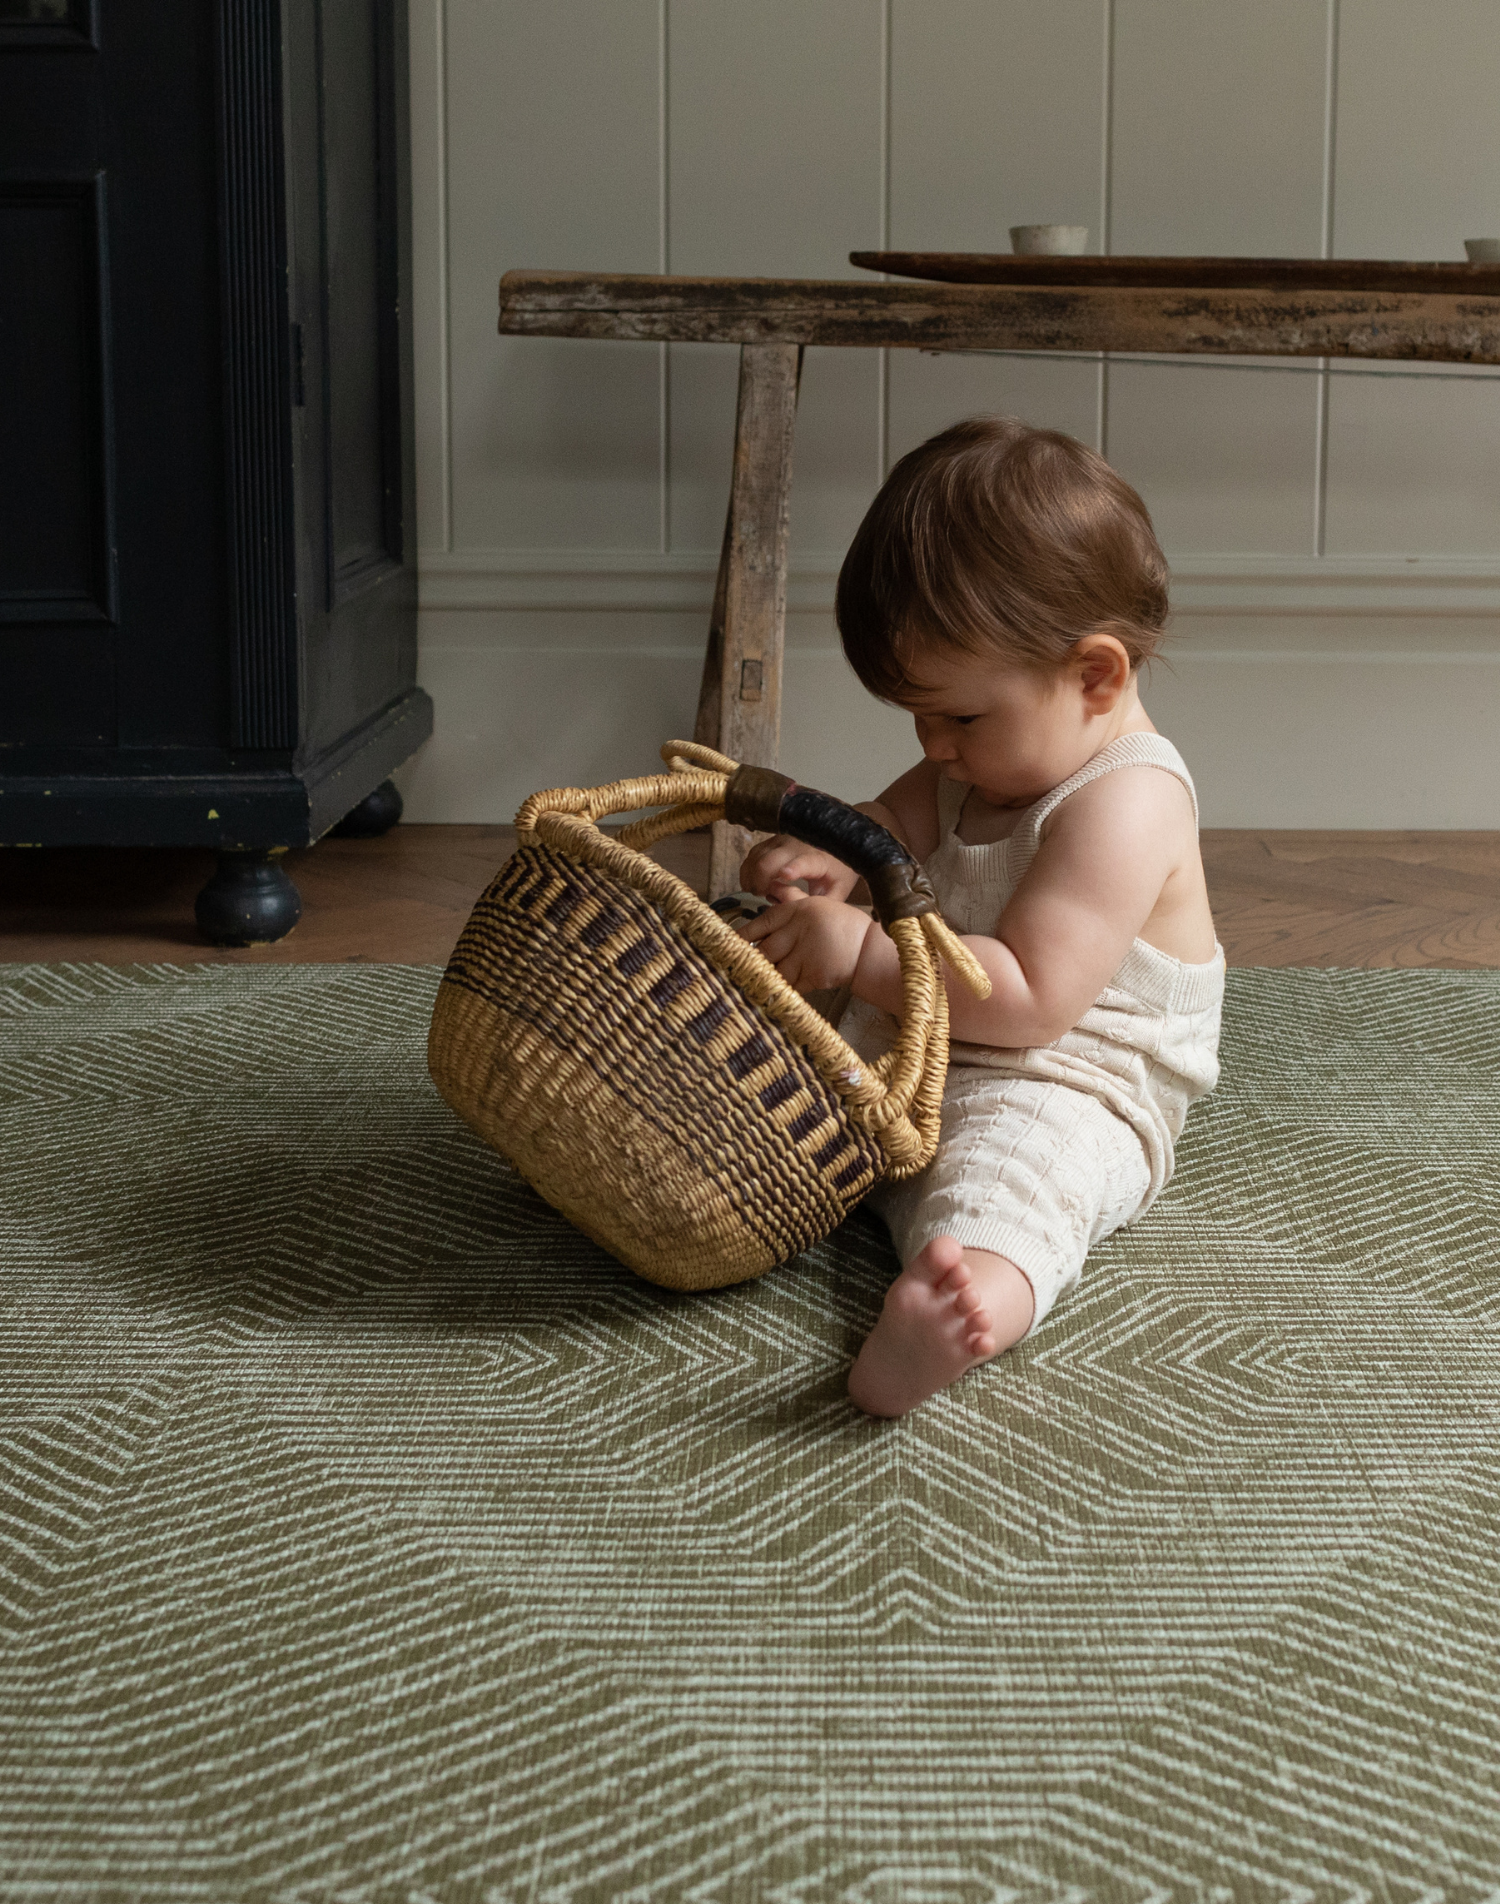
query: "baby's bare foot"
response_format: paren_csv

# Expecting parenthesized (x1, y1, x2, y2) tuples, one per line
(847, 1238, 1034, 1418)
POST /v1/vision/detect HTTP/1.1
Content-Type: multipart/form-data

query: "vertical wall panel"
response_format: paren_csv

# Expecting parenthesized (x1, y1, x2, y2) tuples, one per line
(664, 343, 737, 553)
(887, 353, 1102, 467)
(888, 0, 1105, 254)
(446, 0, 662, 550)
(1334, 0, 1500, 260)
(1108, 360, 1319, 554)
(666, 0, 882, 279)
(1324, 1, 1500, 561)
(784, 350, 886, 556)
(1324, 370, 1500, 554)
(666, 0, 883, 559)
(1108, 0, 1329, 557)
(1111, 0, 1330, 255)
(885, 0, 1104, 472)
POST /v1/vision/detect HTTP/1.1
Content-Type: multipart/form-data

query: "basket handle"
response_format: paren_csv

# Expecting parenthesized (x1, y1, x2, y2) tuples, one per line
(518, 742, 992, 1003)
(723, 765, 932, 930)
(721, 763, 990, 1002)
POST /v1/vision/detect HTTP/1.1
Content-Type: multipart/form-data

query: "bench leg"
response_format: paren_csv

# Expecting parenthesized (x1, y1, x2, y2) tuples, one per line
(694, 342, 802, 899)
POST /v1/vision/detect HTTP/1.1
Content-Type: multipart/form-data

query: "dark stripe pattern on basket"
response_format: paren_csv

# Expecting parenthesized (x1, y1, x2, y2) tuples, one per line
(441, 844, 883, 1266)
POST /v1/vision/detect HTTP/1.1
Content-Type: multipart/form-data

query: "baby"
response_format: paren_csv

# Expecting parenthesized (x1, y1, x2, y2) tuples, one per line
(738, 416, 1224, 1418)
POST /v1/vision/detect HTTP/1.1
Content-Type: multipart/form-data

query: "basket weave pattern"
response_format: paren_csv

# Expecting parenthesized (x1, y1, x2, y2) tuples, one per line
(428, 742, 989, 1292)
(435, 840, 885, 1288)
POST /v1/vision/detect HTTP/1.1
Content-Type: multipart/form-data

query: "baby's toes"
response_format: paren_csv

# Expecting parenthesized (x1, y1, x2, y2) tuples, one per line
(953, 1285, 984, 1318)
(934, 1259, 972, 1297)
(912, 1236, 965, 1288)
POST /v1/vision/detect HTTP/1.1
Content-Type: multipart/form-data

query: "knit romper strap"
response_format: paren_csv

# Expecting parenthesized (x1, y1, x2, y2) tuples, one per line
(1004, 733, 1199, 884)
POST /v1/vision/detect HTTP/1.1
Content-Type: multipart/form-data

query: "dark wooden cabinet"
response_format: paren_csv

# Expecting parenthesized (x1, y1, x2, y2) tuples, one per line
(0, 0, 432, 939)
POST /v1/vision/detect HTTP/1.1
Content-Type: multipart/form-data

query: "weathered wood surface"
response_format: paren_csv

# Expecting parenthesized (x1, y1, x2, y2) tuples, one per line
(850, 251, 1500, 296)
(499, 270, 1500, 363)
(698, 343, 801, 900)
(692, 504, 734, 757)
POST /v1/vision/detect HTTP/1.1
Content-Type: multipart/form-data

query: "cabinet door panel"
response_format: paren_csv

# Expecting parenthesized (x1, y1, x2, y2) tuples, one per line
(0, 178, 113, 627)
(320, 0, 402, 599)
(0, 16, 118, 747)
(0, 0, 228, 757)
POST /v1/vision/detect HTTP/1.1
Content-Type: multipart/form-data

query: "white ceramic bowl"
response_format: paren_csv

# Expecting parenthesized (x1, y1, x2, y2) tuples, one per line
(1464, 237, 1500, 263)
(1009, 224, 1090, 256)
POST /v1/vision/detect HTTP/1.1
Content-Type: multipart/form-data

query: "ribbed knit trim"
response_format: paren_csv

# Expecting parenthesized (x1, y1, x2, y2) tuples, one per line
(1011, 735, 1198, 874)
(932, 735, 1199, 890)
(932, 775, 1021, 889)
(1110, 937, 1226, 1014)
(925, 734, 1222, 1010)
(940, 838, 1013, 888)
(905, 1220, 1073, 1338)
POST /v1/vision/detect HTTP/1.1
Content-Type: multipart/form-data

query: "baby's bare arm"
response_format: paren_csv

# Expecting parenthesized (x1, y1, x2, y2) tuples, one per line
(852, 768, 1198, 1047)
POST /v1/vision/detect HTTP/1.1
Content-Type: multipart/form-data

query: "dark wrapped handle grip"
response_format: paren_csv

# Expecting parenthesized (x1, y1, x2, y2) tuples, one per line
(724, 764, 936, 928)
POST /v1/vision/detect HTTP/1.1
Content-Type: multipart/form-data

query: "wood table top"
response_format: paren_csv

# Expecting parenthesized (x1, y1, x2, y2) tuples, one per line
(499, 269, 1500, 365)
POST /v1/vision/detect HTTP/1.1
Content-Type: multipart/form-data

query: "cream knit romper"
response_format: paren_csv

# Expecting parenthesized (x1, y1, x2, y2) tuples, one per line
(839, 733, 1225, 1337)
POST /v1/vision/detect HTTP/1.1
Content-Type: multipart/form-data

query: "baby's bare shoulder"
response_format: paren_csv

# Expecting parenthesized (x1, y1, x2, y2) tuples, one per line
(1046, 764, 1196, 848)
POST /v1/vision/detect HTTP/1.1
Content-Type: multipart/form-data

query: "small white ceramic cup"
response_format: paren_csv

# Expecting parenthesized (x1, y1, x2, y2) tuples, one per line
(1464, 237, 1500, 262)
(1010, 223, 1090, 256)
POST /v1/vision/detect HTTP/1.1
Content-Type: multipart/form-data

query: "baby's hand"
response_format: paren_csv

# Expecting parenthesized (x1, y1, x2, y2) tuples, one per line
(737, 894, 872, 995)
(740, 835, 859, 903)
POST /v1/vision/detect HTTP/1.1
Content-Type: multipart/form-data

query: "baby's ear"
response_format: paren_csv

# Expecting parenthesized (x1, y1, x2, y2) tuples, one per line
(1073, 629, 1133, 707)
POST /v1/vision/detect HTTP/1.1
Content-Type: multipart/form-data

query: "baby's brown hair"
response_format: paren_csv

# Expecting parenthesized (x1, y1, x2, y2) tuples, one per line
(836, 416, 1169, 699)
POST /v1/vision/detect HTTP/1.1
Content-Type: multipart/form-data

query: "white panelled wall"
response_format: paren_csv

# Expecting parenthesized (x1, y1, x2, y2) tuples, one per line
(399, 0, 1500, 827)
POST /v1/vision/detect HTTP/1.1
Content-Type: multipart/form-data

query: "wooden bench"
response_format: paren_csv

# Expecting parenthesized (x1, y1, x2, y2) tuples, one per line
(499, 258, 1500, 893)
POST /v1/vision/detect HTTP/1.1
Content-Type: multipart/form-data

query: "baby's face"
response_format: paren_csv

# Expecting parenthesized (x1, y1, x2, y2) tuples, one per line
(894, 646, 1096, 808)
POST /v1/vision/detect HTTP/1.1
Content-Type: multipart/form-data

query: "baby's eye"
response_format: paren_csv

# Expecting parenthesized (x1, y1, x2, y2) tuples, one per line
(950, 714, 978, 726)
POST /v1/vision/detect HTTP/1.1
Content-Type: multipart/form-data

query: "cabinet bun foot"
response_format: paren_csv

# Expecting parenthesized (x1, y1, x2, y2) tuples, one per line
(329, 779, 404, 839)
(195, 850, 303, 946)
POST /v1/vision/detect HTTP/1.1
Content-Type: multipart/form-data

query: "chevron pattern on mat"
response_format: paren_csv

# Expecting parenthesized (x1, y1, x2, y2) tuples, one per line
(0, 961, 1497, 1901)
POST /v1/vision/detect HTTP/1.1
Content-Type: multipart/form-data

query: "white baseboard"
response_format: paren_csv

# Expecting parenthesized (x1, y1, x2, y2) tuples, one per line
(398, 550, 1500, 826)
(394, 626, 1500, 829)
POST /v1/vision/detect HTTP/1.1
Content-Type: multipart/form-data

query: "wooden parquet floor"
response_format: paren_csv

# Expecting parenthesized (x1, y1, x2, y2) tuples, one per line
(2, 828, 1498, 968)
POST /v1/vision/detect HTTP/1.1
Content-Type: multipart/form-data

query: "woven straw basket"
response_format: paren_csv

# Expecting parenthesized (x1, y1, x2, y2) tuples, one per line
(427, 740, 990, 1291)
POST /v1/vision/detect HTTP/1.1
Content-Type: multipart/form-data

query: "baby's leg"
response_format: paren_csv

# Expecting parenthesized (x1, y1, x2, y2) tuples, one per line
(848, 1070, 1154, 1418)
(847, 1240, 1035, 1418)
